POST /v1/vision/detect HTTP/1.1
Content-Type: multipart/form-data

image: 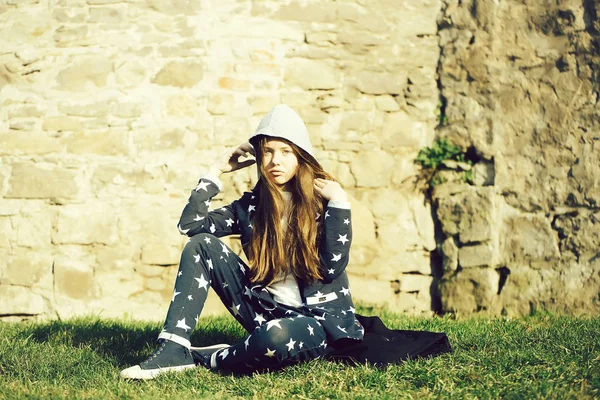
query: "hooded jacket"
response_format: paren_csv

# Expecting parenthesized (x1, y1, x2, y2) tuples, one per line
(177, 104, 364, 346)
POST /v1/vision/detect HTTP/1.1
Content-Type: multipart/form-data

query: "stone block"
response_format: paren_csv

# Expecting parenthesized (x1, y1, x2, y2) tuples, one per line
(0, 132, 62, 155)
(375, 95, 400, 112)
(218, 77, 250, 91)
(66, 130, 129, 156)
(111, 100, 143, 118)
(353, 71, 406, 95)
(254, 1, 337, 23)
(5, 251, 52, 287)
(53, 7, 88, 22)
(0, 218, 11, 249)
(152, 62, 204, 88)
(348, 194, 376, 248)
(441, 237, 459, 273)
(382, 112, 431, 150)
(440, 267, 499, 314)
(502, 214, 560, 262)
(285, 59, 340, 90)
(553, 211, 600, 262)
(42, 116, 83, 131)
(347, 274, 396, 306)
(397, 274, 432, 293)
(57, 57, 112, 91)
(141, 243, 182, 265)
(115, 60, 147, 87)
(7, 163, 79, 200)
(165, 95, 198, 118)
(224, 18, 304, 42)
(350, 150, 395, 187)
(147, 0, 201, 15)
(340, 111, 372, 134)
(459, 242, 495, 268)
(89, 7, 123, 23)
(436, 187, 495, 243)
(213, 117, 251, 147)
(53, 203, 118, 245)
(248, 95, 280, 114)
(14, 210, 52, 248)
(0, 285, 47, 315)
(96, 245, 137, 271)
(208, 93, 235, 115)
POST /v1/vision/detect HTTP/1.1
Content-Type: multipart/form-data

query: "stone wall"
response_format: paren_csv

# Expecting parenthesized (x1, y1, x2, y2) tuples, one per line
(0, 0, 441, 320)
(1, 0, 598, 321)
(436, 0, 600, 315)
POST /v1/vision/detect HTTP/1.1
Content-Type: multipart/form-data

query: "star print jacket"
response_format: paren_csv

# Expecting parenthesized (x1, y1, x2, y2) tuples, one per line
(177, 177, 364, 346)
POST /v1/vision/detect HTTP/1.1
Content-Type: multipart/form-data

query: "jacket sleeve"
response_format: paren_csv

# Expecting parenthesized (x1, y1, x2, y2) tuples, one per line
(177, 177, 240, 238)
(318, 204, 352, 283)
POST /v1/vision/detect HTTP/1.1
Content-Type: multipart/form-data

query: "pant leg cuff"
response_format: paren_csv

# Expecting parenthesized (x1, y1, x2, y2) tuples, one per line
(158, 332, 191, 349)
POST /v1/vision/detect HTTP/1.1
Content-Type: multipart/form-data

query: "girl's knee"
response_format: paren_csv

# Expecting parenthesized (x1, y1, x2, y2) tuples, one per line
(183, 233, 218, 252)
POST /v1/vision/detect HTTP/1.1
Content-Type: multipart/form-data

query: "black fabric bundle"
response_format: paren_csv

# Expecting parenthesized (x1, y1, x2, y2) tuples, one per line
(326, 314, 452, 366)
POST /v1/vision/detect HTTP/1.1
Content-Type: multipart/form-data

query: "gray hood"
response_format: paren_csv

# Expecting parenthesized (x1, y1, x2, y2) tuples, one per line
(249, 104, 316, 160)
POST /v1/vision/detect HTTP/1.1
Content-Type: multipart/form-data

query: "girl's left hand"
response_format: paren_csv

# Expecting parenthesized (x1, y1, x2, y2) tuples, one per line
(314, 178, 348, 202)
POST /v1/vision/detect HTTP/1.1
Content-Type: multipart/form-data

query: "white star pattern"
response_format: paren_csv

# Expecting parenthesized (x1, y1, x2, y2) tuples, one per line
(203, 236, 211, 244)
(299, 342, 304, 349)
(286, 338, 296, 351)
(320, 340, 327, 348)
(219, 348, 229, 359)
(337, 234, 349, 245)
(207, 259, 213, 270)
(177, 271, 182, 277)
(307, 325, 314, 336)
(176, 318, 191, 331)
(348, 306, 355, 313)
(204, 200, 211, 207)
(194, 315, 199, 324)
(315, 315, 326, 321)
(187, 295, 193, 301)
(220, 207, 227, 212)
(337, 325, 347, 333)
(193, 214, 205, 221)
(266, 319, 282, 331)
(315, 213, 320, 220)
(193, 254, 200, 263)
(194, 274, 209, 290)
(244, 286, 252, 299)
(343, 218, 350, 225)
(177, 225, 190, 235)
(195, 181, 210, 192)
(325, 210, 330, 219)
(254, 313, 266, 325)
(340, 287, 350, 296)
(248, 205, 255, 212)
(225, 218, 234, 227)
(265, 348, 276, 357)
(209, 223, 216, 233)
(331, 253, 342, 262)
(315, 290, 324, 297)
(229, 302, 241, 316)
(328, 268, 335, 275)
(221, 243, 230, 256)
(238, 262, 246, 273)
(172, 291, 180, 302)
(245, 336, 251, 350)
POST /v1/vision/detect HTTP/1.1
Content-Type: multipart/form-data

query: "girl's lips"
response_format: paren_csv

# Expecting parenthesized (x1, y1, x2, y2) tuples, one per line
(269, 170, 284, 176)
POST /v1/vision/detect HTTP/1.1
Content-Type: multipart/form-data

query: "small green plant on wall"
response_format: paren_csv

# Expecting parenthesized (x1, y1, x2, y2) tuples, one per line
(415, 138, 473, 192)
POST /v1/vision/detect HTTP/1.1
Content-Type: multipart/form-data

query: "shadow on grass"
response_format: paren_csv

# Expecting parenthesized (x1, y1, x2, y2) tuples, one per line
(16, 318, 246, 367)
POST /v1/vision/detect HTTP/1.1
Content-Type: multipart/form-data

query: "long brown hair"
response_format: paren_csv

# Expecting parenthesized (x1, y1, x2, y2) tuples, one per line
(247, 136, 335, 285)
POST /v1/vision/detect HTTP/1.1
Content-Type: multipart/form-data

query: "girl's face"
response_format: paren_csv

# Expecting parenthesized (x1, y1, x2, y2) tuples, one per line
(262, 138, 299, 189)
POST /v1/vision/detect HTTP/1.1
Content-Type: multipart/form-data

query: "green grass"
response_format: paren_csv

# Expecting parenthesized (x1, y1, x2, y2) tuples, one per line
(0, 306, 598, 399)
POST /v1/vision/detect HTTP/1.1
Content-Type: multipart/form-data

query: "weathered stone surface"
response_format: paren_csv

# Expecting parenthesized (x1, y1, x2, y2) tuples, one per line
(350, 150, 395, 187)
(382, 112, 431, 150)
(14, 210, 52, 248)
(553, 211, 600, 262)
(207, 93, 235, 115)
(440, 267, 500, 314)
(441, 237, 459, 273)
(141, 244, 181, 265)
(152, 62, 204, 88)
(42, 116, 83, 131)
(435, 187, 495, 243)
(459, 242, 495, 268)
(7, 163, 79, 200)
(353, 71, 406, 95)
(501, 214, 560, 262)
(66, 130, 129, 156)
(0, 285, 46, 315)
(57, 57, 112, 91)
(89, 6, 123, 23)
(285, 59, 340, 90)
(53, 204, 119, 245)
(5, 251, 52, 287)
(0, 132, 62, 154)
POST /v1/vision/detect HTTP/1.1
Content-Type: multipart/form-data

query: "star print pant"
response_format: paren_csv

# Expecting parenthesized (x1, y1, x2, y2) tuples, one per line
(159, 233, 331, 373)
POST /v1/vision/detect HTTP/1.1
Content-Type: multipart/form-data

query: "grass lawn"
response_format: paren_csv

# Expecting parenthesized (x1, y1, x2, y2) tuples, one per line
(0, 306, 598, 399)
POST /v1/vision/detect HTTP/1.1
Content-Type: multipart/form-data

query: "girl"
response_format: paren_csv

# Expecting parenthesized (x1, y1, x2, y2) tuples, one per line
(120, 104, 363, 379)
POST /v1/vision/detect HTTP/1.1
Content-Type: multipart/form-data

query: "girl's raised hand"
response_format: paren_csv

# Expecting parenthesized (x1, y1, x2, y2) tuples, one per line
(313, 178, 348, 202)
(209, 142, 256, 175)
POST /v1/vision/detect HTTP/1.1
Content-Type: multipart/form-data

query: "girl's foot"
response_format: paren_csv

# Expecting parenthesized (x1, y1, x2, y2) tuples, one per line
(190, 343, 230, 369)
(119, 339, 195, 380)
